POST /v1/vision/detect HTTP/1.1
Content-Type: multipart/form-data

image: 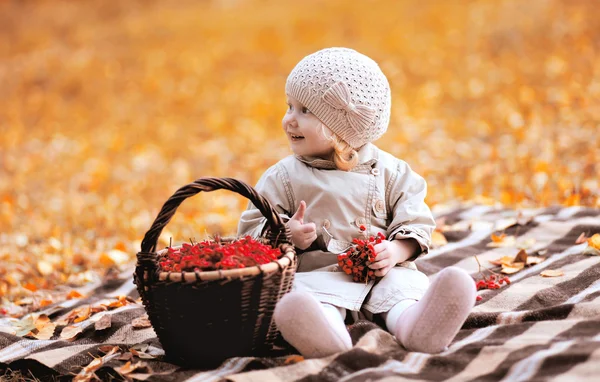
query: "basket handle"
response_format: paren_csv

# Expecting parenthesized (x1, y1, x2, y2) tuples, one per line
(140, 177, 290, 254)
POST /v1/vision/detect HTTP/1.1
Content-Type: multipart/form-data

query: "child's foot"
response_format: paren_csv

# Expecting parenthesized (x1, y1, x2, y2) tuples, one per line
(394, 267, 476, 353)
(274, 291, 352, 358)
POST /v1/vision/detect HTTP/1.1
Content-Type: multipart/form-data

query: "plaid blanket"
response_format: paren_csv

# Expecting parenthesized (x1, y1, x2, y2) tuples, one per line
(1, 204, 599, 381)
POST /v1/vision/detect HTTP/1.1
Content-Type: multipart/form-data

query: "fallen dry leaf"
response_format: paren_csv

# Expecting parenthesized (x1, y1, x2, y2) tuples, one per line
(128, 343, 161, 360)
(132, 315, 152, 329)
(119, 352, 134, 361)
(581, 233, 600, 255)
(130, 343, 149, 353)
(491, 249, 545, 273)
(12, 314, 37, 337)
(94, 314, 112, 331)
(501, 263, 525, 274)
(73, 305, 92, 323)
(104, 295, 131, 310)
(583, 246, 600, 256)
(131, 349, 155, 360)
(73, 358, 103, 382)
(284, 354, 305, 364)
(56, 303, 103, 326)
(39, 298, 54, 307)
(0, 322, 18, 335)
(589, 234, 600, 250)
(67, 290, 84, 300)
(22, 283, 38, 292)
(114, 242, 127, 252)
(491, 233, 506, 243)
(98, 345, 120, 353)
(32, 314, 56, 340)
(73, 346, 120, 382)
(116, 361, 151, 376)
(60, 325, 84, 341)
(540, 269, 564, 277)
(99, 249, 129, 268)
(91, 305, 108, 314)
(575, 232, 589, 245)
(526, 256, 545, 265)
(487, 235, 516, 248)
(514, 249, 528, 264)
(489, 256, 515, 266)
(36, 261, 54, 276)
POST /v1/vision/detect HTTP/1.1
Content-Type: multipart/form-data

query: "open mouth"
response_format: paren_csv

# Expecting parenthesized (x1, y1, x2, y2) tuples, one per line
(289, 134, 305, 141)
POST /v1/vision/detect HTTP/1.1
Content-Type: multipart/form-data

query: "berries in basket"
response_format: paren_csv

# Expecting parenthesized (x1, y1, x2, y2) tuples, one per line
(158, 236, 284, 272)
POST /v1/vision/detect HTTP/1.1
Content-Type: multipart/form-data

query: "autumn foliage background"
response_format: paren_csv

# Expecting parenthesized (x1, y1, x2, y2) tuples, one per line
(0, 0, 599, 309)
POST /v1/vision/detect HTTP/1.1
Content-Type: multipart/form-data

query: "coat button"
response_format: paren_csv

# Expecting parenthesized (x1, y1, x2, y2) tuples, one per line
(371, 168, 380, 176)
(323, 219, 331, 229)
(355, 217, 366, 227)
(375, 200, 385, 213)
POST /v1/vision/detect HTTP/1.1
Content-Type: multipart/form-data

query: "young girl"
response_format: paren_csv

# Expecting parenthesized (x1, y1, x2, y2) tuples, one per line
(237, 47, 476, 358)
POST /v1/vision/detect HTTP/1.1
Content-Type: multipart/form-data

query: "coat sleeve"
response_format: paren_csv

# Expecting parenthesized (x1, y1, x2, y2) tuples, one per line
(386, 160, 436, 260)
(237, 163, 294, 238)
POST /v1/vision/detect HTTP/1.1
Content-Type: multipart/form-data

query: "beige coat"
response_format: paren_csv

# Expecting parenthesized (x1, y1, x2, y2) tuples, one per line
(237, 143, 435, 313)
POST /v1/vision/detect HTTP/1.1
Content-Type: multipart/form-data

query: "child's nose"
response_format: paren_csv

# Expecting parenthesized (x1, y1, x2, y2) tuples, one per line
(282, 113, 297, 128)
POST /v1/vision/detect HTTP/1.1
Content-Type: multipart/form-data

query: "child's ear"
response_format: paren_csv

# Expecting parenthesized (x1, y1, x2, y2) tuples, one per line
(320, 124, 335, 140)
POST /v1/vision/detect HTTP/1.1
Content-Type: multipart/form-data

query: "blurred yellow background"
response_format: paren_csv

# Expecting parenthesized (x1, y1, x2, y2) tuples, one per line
(0, 0, 598, 298)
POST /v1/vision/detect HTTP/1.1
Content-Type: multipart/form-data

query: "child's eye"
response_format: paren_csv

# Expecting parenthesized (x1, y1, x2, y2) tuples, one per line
(301, 107, 310, 114)
(287, 104, 292, 112)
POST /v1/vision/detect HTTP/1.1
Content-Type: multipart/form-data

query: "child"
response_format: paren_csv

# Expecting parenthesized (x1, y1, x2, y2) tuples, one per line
(237, 47, 476, 358)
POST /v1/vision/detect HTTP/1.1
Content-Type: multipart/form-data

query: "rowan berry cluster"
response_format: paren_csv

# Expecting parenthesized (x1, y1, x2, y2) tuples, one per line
(475, 274, 511, 290)
(337, 232, 385, 283)
(158, 236, 281, 272)
(473, 255, 512, 301)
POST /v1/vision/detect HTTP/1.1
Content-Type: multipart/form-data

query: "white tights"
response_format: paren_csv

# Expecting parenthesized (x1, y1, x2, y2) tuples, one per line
(382, 298, 417, 333)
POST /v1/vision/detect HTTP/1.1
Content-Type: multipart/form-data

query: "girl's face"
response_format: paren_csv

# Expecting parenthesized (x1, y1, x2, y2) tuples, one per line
(282, 95, 334, 158)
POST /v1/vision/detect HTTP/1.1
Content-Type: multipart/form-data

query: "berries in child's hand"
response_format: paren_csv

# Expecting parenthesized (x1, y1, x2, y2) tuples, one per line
(337, 232, 385, 283)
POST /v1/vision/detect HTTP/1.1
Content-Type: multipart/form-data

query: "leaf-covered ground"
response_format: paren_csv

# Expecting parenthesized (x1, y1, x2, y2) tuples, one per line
(0, 0, 598, 317)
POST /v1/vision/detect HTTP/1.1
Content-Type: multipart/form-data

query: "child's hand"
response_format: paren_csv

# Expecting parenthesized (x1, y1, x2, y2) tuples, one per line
(287, 201, 317, 250)
(368, 239, 419, 277)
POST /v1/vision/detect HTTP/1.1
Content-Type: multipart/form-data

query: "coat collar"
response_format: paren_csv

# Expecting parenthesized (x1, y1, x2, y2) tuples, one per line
(295, 143, 379, 170)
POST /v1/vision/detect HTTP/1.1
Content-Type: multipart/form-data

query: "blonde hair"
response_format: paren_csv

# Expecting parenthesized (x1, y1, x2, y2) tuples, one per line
(320, 124, 359, 171)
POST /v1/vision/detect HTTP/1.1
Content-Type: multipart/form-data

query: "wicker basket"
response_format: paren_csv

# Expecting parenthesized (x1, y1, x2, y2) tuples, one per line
(134, 177, 297, 368)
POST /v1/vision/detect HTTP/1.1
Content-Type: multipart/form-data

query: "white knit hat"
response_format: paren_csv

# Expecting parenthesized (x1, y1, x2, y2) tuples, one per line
(285, 47, 391, 149)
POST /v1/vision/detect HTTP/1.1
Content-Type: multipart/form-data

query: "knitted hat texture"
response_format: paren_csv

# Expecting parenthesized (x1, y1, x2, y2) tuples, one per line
(285, 47, 391, 149)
